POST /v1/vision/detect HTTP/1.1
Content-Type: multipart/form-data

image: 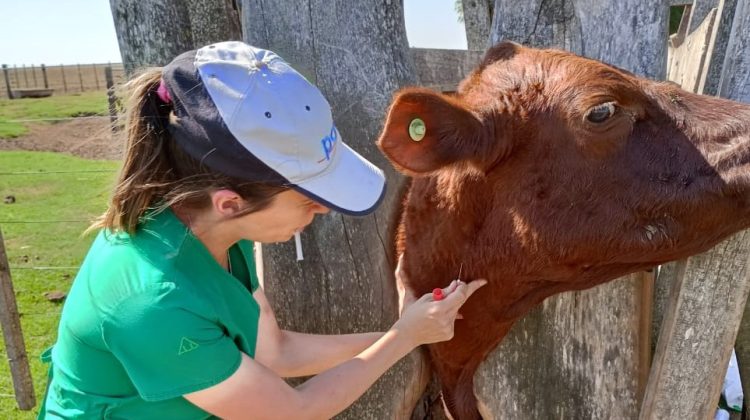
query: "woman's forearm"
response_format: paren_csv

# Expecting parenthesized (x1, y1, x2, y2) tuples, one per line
(277, 330, 384, 377)
(294, 328, 414, 419)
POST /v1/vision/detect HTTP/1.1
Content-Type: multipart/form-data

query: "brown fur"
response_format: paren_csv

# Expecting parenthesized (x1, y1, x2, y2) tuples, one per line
(376, 42, 750, 420)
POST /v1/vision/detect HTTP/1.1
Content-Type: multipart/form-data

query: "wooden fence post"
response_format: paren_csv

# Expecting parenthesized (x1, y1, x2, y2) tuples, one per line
(716, 0, 750, 407)
(0, 228, 36, 410)
(77, 64, 84, 92)
(2, 64, 12, 99)
(22, 65, 28, 88)
(92, 64, 100, 90)
(462, 0, 492, 51)
(701, 0, 741, 96)
(105, 66, 118, 130)
(41, 64, 49, 89)
(60, 64, 67, 93)
(640, 232, 750, 419)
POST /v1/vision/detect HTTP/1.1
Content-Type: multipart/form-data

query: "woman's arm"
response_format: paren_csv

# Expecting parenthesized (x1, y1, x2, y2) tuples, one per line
(185, 327, 413, 420)
(185, 279, 486, 420)
(277, 330, 384, 377)
(253, 256, 429, 377)
(252, 288, 384, 377)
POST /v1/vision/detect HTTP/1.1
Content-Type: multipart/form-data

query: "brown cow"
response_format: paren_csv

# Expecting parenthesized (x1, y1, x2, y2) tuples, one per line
(376, 41, 750, 420)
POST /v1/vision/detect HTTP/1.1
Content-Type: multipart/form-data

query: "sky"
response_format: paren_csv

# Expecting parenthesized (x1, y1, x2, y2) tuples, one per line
(0, 0, 467, 66)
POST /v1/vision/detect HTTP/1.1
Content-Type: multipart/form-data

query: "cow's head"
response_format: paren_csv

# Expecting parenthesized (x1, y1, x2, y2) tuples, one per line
(378, 41, 750, 307)
(377, 39, 750, 420)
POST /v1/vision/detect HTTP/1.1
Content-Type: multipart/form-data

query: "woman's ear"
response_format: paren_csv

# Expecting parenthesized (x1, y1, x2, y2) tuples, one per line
(211, 189, 243, 217)
(376, 88, 491, 176)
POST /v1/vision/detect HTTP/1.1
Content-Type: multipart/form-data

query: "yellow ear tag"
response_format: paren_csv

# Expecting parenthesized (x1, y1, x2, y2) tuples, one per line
(408, 118, 426, 142)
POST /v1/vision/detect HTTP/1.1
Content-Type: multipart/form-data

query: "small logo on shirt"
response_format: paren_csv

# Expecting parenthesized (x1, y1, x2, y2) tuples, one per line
(178, 337, 199, 355)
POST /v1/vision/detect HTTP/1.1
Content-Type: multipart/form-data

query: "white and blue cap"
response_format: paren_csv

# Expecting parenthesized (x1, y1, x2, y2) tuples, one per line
(161, 41, 386, 216)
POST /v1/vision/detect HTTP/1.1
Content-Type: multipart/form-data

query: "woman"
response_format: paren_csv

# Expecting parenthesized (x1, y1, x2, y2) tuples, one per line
(40, 41, 486, 419)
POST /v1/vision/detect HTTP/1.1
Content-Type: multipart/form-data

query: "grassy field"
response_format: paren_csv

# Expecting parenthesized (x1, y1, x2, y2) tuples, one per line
(0, 91, 110, 138)
(0, 152, 118, 418)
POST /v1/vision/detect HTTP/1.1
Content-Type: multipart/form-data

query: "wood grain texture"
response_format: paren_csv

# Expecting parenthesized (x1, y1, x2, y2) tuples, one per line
(110, 0, 241, 74)
(462, 0, 493, 51)
(718, 0, 750, 102)
(668, 7, 718, 93)
(700, 0, 741, 96)
(0, 228, 35, 410)
(640, 232, 750, 419)
(476, 275, 646, 420)
(241, 2, 423, 418)
(716, 0, 750, 409)
(409, 48, 484, 92)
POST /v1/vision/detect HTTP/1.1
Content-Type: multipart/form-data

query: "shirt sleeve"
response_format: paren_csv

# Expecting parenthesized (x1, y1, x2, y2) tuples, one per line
(101, 283, 242, 401)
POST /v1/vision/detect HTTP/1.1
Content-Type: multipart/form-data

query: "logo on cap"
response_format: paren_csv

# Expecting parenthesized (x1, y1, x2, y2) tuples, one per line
(319, 126, 338, 163)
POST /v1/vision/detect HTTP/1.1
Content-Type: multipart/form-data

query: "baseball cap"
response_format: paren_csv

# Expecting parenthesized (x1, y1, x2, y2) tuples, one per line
(160, 41, 386, 216)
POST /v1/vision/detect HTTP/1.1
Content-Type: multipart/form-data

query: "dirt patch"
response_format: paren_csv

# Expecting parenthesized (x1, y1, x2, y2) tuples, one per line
(0, 117, 125, 160)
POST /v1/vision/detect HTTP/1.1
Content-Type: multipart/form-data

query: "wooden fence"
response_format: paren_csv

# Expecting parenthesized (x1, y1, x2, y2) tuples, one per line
(2, 1, 750, 418)
(0, 63, 126, 99)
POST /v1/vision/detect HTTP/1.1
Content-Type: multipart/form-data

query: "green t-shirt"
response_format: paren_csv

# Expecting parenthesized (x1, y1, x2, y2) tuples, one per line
(40, 208, 261, 419)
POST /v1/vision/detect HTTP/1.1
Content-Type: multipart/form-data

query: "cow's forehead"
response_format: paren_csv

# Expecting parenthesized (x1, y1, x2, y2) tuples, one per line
(463, 48, 643, 109)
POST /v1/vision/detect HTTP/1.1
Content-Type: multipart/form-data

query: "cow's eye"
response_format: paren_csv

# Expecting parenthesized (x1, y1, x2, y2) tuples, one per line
(586, 102, 616, 123)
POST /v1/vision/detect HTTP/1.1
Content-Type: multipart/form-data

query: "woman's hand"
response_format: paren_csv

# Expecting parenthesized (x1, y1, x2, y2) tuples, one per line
(394, 277, 487, 346)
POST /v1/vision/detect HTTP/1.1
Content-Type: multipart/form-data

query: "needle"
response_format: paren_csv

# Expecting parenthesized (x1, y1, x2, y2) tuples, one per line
(433, 262, 464, 301)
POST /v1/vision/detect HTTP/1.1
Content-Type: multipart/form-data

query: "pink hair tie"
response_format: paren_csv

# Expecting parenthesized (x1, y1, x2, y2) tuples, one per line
(156, 79, 172, 104)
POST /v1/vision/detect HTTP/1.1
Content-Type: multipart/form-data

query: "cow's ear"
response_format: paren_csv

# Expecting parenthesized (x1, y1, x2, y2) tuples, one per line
(377, 88, 489, 175)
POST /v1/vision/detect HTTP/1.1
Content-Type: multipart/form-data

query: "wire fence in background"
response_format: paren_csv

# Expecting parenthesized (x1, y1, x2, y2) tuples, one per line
(0, 163, 116, 408)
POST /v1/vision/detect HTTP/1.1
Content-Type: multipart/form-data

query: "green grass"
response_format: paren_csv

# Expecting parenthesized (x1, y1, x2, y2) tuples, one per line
(0, 91, 110, 138)
(0, 151, 118, 419)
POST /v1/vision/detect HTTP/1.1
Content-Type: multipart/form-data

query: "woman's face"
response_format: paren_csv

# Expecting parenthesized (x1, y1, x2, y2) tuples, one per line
(237, 189, 330, 243)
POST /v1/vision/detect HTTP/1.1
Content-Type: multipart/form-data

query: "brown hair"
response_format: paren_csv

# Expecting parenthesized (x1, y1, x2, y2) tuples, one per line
(90, 68, 289, 234)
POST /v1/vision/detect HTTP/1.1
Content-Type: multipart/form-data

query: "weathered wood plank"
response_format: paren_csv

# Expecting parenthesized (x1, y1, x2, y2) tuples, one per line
(700, 0, 741, 95)
(492, 0, 668, 78)
(667, 7, 718, 92)
(688, 0, 720, 32)
(491, 0, 583, 52)
(409, 48, 484, 92)
(574, 0, 669, 79)
(640, 232, 750, 419)
(110, 0, 241, 75)
(462, 0, 493, 51)
(717, 0, 750, 102)
(240, 2, 423, 419)
(0, 228, 35, 410)
(651, 260, 685, 356)
(110, 0, 193, 74)
(184, 0, 241, 47)
(476, 274, 648, 419)
(638, 270, 656, 402)
(716, 0, 750, 408)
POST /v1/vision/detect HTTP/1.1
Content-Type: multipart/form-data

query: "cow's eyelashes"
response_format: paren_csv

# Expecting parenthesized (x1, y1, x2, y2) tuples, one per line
(585, 102, 617, 124)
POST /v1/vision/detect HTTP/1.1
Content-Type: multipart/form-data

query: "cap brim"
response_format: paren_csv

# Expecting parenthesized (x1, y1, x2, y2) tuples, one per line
(293, 143, 386, 216)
